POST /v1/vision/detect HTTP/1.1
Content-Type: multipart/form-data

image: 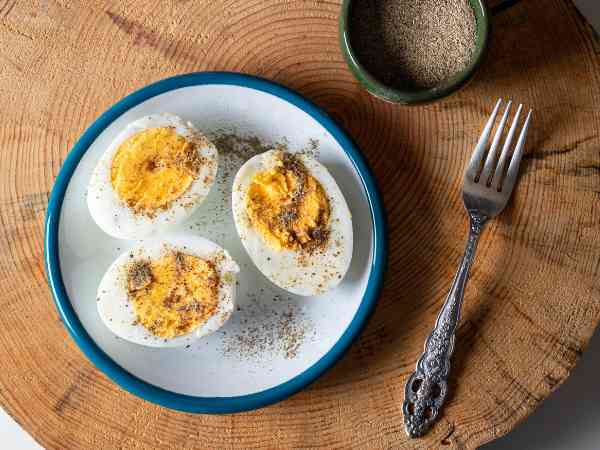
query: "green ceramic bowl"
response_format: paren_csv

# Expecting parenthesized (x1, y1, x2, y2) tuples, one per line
(339, 0, 490, 105)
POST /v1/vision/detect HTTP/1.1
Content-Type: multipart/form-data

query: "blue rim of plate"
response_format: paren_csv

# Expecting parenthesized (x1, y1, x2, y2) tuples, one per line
(44, 72, 388, 414)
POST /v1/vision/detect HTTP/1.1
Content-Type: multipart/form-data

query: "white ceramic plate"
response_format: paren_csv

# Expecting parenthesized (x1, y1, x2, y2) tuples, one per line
(45, 73, 387, 413)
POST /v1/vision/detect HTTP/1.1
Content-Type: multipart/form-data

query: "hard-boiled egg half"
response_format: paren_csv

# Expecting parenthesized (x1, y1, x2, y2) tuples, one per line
(97, 235, 239, 347)
(232, 150, 353, 296)
(88, 113, 218, 239)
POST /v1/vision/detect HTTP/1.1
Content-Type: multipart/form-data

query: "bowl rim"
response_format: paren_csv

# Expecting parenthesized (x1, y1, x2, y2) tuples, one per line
(339, 0, 491, 105)
(44, 71, 389, 413)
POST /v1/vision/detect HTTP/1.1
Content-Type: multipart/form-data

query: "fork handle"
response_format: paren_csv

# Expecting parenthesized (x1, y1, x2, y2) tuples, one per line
(402, 214, 488, 438)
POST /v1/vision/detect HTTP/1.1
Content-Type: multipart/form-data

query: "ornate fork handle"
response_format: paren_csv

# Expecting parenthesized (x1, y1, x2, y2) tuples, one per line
(403, 213, 488, 438)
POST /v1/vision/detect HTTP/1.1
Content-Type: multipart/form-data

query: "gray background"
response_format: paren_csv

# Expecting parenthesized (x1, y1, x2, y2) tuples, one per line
(485, 327, 600, 449)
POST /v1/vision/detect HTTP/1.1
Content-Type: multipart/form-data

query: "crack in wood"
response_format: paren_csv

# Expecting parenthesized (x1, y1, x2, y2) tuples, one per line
(0, 0, 16, 18)
(524, 134, 598, 161)
(104, 10, 198, 63)
(0, 192, 49, 221)
(53, 368, 90, 415)
(440, 421, 455, 446)
(575, 163, 600, 176)
(1, 22, 34, 40)
(105, 10, 160, 48)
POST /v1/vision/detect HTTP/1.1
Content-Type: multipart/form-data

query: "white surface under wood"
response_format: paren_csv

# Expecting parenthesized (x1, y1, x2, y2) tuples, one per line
(0, 408, 42, 450)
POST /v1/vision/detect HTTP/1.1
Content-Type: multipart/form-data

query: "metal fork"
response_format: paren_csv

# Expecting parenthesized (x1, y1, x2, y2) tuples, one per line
(402, 99, 532, 438)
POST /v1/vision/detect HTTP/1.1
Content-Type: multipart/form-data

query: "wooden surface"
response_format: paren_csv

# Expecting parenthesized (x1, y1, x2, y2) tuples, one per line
(1, 0, 599, 448)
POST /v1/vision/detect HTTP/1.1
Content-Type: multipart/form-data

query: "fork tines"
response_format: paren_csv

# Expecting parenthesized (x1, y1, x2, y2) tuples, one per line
(466, 99, 532, 192)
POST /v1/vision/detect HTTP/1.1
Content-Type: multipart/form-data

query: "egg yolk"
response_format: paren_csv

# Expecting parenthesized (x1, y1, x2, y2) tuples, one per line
(245, 152, 330, 251)
(111, 128, 201, 216)
(126, 252, 219, 338)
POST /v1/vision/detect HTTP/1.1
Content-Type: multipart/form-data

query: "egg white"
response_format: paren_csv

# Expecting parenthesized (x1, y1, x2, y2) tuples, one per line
(87, 113, 218, 240)
(97, 234, 239, 348)
(232, 150, 353, 296)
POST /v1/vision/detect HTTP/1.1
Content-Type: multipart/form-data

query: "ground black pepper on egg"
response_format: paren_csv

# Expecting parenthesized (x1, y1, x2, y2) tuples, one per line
(127, 260, 153, 291)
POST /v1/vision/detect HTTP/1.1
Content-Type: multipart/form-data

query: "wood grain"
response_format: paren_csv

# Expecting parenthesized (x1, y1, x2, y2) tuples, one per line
(1, 0, 599, 448)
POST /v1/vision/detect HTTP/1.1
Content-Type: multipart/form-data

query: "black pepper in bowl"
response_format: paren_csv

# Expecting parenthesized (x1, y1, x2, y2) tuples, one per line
(349, 0, 477, 90)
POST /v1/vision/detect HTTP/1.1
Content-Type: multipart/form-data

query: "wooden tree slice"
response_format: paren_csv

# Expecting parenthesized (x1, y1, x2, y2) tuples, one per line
(1, 0, 599, 448)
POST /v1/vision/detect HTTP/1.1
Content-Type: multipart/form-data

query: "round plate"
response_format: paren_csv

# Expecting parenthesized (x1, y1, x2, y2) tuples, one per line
(45, 72, 387, 413)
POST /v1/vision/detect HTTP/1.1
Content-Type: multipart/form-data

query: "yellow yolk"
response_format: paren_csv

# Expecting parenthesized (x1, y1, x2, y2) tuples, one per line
(245, 155, 330, 251)
(127, 252, 219, 338)
(111, 128, 200, 216)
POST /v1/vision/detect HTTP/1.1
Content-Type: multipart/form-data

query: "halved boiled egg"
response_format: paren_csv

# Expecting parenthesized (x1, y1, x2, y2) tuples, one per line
(87, 113, 218, 239)
(232, 150, 353, 296)
(97, 235, 239, 347)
